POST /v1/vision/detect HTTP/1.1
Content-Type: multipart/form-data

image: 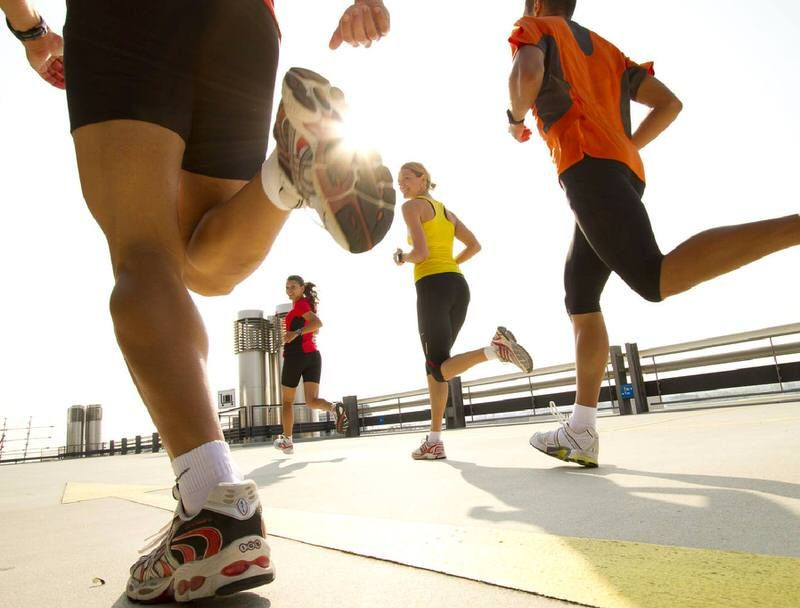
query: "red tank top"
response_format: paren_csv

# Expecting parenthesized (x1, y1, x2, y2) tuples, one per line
(284, 298, 318, 355)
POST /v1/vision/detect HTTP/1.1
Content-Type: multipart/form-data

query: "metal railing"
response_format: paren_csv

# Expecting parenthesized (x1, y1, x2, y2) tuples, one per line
(352, 323, 800, 433)
(2, 323, 798, 464)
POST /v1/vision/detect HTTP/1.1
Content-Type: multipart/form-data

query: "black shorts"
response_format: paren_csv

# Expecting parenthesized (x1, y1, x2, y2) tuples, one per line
(63, 0, 279, 180)
(415, 272, 470, 382)
(560, 155, 664, 314)
(281, 351, 322, 389)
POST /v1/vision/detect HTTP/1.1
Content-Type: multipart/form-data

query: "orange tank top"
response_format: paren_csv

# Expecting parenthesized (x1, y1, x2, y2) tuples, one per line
(509, 16, 653, 182)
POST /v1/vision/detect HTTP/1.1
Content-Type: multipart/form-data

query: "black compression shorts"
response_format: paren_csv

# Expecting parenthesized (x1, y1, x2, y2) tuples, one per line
(281, 351, 322, 389)
(415, 272, 470, 382)
(63, 0, 279, 180)
(559, 155, 664, 314)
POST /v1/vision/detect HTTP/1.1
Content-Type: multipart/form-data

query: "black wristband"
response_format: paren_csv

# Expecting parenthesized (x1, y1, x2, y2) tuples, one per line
(506, 109, 525, 125)
(6, 15, 48, 41)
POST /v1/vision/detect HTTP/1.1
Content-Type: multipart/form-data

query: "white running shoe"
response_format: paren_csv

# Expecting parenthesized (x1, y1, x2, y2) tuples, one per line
(491, 326, 534, 373)
(411, 435, 446, 460)
(529, 401, 599, 467)
(127, 480, 274, 603)
(273, 435, 294, 455)
(273, 67, 395, 253)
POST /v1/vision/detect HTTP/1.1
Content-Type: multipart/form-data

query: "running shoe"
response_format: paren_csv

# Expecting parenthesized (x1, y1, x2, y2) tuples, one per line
(126, 480, 274, 603)
(411, 435, 446, 460)
(529, 401, 599, 468)
(274, 67, 395, 253)
(491, 326, 534, 373)
(332, 402, 350, 434)
(273, 435, 294, 455)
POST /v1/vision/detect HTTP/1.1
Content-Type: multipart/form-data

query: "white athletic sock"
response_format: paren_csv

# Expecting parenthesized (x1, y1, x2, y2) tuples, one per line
(483, 346, 499, 361)
(171, 440, 242, 519)
(568, 404, 597, 433)
(428, 431, 442, 443)
(261, 151, 303, 211)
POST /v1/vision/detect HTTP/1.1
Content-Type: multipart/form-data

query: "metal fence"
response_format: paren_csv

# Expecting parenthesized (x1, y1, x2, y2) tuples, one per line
(2, 323, 798, 464)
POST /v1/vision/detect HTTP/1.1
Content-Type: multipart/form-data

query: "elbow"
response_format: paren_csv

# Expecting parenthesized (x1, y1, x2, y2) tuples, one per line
(418, 247, 430, 261)
(667, 95, 683, 116)
(472, 241, 482, 254)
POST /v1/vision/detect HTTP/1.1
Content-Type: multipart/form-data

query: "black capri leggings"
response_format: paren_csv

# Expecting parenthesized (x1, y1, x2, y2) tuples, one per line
(560, 155, 664, 314)
(281, 351, 322, 389)
(415, 272, 470, 382)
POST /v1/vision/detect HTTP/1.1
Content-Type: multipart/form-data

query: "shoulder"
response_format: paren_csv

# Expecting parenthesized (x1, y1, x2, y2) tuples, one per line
(402, 197, 431, 215)
(296, 298, 311, 313)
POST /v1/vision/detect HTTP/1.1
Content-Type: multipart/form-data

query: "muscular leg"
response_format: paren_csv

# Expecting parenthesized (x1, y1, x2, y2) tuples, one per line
(179, 172, 289, 296)
(302, 382, 335, 412)
(280, 385, 296, 437)
(440, 349, 488, 381)
(427, 375, 449, 433)
(660, 214, 800, 298)
(571, 312, 609, 407)
(73, 120, 222, 458)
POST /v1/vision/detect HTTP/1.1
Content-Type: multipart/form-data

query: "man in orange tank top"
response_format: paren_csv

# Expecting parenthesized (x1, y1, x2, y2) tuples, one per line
(507, 0, 800, 467)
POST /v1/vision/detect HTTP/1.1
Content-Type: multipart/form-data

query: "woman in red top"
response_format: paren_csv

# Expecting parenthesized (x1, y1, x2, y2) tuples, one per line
(273, 275, 349, 455)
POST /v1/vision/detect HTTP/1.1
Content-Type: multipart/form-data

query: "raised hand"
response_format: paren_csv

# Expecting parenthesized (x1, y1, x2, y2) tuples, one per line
(329, 0, 390, 50)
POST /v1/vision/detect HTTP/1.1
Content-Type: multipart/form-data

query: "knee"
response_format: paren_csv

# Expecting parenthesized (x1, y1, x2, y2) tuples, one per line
(184, 273, 235, 297)
(109, 248, 182, 337)
(426, 360, 446, 383)
(564, 292, 602, 315)
(622, 256, 665, 303)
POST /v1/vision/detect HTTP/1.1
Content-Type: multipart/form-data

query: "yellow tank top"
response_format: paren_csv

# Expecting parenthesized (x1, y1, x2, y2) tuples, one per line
(409, 196, 462, 282)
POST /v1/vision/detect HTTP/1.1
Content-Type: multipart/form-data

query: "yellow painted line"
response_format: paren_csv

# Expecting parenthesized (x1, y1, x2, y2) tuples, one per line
(63, 482, 800, 608)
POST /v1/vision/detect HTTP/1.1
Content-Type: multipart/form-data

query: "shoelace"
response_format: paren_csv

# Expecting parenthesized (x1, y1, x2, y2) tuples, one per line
(139, 519, 173, 555)
(548, 400, 569, 427)
(138, 484, 182, 555)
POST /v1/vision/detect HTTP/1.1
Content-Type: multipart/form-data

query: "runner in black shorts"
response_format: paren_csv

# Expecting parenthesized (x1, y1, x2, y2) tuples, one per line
(395, 162, 534, 460)
(273, 275, 349, 455)
(507, 0, 800, 467)
(2, 0, 392, 601)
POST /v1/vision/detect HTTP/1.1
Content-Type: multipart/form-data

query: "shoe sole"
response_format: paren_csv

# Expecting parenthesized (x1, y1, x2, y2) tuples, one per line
(127, 535, 274, 603)
(282, 67, 396, 253)
(412, 453, 447, 460)
(529, 438, 598, 468)
(495, 326, 534, 373)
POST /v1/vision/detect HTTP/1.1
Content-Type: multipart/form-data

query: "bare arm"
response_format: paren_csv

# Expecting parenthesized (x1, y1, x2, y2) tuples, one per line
(631, 74, 683, 150)
(329, 0, 390, 49)
(1, 0, 38, 28)
(507, 45, 545, 142)
(397, 200, 429, 264)
(449, 211, 481, 265)
(1, 0, 64, 89)
(284, 311, 322, 344)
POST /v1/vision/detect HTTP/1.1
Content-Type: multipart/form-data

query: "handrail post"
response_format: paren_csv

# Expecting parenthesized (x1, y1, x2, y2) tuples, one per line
(625, 342, 649, 414)
(610, 345, 632, 415)
(445, 377, 466, 429)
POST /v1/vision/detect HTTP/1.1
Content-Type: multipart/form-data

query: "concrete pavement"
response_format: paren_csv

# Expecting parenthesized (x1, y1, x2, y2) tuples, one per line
(1, 401, 798, 607)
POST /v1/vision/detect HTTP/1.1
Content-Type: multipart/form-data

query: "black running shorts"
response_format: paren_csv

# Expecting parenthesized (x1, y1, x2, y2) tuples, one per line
(281, 351, 322, 389)
(415, 272, 470, 382)
(559, 155, 664, 314)
(63, 0, 279, 180)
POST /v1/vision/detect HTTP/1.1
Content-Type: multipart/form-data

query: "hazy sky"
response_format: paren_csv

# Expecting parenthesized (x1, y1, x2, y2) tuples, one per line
(1, 0, 799, 447)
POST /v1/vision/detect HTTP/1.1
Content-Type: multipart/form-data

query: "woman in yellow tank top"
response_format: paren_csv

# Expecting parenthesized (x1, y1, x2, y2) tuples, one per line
(393, 161, 534, 460)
